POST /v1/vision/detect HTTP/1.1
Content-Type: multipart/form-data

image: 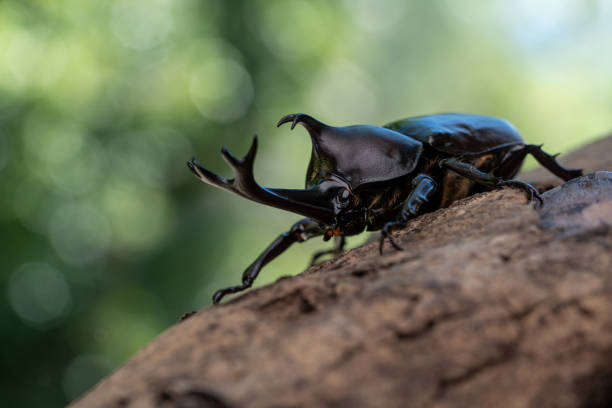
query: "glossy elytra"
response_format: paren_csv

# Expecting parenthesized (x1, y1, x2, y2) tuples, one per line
(187, 113, 582, 304)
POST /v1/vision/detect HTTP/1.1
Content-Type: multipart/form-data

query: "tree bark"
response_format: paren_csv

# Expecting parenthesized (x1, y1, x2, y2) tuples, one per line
(71, 136, 612, 408)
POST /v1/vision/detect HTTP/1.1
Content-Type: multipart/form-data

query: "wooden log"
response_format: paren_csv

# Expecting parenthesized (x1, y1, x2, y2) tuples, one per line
(70, 136, 612, 408)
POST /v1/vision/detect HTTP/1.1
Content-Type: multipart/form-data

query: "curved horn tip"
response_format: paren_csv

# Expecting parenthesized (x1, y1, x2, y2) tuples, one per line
(276, 113, 296, 128)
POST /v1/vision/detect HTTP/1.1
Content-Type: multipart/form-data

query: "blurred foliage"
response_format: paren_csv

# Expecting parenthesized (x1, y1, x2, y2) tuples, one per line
(1, 0, 611, 406)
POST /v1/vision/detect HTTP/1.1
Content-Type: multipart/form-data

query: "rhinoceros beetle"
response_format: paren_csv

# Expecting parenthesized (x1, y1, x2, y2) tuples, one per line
(188, 113, 582, 304)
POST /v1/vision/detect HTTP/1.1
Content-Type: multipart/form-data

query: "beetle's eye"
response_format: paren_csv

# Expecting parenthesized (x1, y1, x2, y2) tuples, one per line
(337, 188, 352, 207)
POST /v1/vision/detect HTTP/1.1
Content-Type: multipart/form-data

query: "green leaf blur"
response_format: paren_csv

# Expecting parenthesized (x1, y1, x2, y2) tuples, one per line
(1, 0, 611, 406)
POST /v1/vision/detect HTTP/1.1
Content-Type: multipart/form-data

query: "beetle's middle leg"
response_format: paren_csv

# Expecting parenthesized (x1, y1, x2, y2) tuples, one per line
(310, 236, 346, 265)
(439, 158, 543, 206)
(379, 174, 438, 254)
(212, 218, 324, 304)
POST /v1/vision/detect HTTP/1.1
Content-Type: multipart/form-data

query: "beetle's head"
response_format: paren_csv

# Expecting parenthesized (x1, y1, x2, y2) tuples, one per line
(188, 112, 420, 231)
(326, 184, 367, 236)
(272, 178, 368, 235)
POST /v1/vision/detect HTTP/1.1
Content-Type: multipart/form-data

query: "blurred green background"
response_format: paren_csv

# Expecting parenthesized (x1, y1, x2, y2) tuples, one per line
(1, 0, 611, 406)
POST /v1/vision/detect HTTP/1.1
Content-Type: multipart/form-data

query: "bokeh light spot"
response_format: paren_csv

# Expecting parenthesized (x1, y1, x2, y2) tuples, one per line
(185, 37, 246, 66)
(110, 0, 173, 51)
(107, 128, 192, 188)
(49, 203, 112, 266)
(343, 0, 407, 33)
(308, 60, 380, 123)
(256, 0, 328, 61)
(4, 29, 68, 89)
(23, 114, 86, 166)
(189, 58, 254, 122)
(47, 146, 104, 195)
(493, 0, 580, 53)
(8, 263, 71, 327)
(22, 112, 104, 195)
(103, 183, 174, 252)
(13, 179, 58, 234)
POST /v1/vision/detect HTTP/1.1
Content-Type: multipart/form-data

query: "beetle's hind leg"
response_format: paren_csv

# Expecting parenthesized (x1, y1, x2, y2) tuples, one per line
(525, 144, 582, 181)
(440, 158, 543, 207)
(496, 144, 582, 182)
(310, 236, 346, 265)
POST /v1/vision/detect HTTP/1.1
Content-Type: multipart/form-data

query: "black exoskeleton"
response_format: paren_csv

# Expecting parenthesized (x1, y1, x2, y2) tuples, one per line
(188, 113, 582, 303)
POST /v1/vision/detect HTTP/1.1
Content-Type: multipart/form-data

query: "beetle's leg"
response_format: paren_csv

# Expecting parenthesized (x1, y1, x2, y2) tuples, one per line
(212, 218, 324, 304)
(525, 145, 583, 181)
(379, 174, 437, 254)
(440, 158, 543, 207)
(380, 222, 403, 253)
(496, 145, 582, 182)
(310, 236, 346, 265)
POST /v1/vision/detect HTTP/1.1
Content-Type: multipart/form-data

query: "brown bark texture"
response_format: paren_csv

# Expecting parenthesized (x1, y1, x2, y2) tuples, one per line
(71, 135, 612, 408)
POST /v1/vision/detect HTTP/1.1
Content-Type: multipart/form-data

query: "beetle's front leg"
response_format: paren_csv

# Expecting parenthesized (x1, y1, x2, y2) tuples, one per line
(380, 174, 437, 254)
(439, 158, 543, 206)
(212, 218, 324, 304)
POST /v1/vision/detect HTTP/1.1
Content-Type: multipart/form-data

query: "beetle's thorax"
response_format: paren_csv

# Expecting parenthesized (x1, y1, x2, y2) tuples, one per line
(287, 113, 423, 190)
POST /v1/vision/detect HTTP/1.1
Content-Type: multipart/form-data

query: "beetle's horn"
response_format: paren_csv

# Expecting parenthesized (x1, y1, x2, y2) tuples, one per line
(277, 113, 342, 187)
(187, 135, 336, 224)
(277, 113, 329, 139)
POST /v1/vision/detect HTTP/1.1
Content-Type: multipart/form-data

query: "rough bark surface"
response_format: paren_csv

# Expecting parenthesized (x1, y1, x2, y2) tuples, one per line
(71, 136, 612, 408)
